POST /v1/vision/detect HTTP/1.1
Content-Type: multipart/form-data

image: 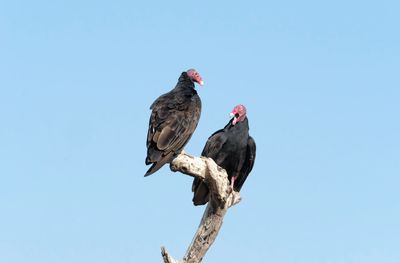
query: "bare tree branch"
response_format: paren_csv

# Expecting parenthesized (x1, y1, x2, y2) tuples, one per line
(161, 152, 241, 263)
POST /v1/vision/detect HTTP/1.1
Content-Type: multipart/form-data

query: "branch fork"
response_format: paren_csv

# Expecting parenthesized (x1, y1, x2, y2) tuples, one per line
(161, 152, 241, 263)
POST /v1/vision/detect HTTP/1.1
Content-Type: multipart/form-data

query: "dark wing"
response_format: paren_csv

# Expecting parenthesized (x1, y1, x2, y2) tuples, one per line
(145, 93, 201, 176)
(234, 136, 256, 191)
(201, 128, 228, 158)
(192, 129, 228, 205)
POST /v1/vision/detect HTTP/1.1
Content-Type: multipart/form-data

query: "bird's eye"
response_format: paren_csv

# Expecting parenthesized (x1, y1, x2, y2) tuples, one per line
(235, 113, 239, 118)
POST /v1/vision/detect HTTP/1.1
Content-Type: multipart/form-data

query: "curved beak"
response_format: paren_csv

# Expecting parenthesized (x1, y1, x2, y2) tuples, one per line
(230, 112, 238, 125)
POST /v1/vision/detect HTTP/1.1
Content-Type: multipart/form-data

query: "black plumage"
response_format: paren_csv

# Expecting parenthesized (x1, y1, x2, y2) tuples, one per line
(192, 105, 256, 205)
(145, 70, 202, 176)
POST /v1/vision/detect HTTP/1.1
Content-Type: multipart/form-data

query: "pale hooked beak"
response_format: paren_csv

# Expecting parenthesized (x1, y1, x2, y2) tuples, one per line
(230, 112, 238, 125)
(199, 80, 204, 86)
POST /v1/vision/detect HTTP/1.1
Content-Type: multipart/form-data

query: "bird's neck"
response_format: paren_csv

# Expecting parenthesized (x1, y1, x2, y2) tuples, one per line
(226, 117, 249, 130)
(175, 72, 195, 91)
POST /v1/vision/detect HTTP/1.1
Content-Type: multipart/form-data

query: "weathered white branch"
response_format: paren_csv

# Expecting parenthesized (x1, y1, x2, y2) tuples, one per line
(161, 152, 241, 263)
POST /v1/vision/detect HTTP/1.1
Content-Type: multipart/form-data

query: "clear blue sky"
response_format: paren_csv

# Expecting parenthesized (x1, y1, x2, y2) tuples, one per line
(1, 1, 399, 262)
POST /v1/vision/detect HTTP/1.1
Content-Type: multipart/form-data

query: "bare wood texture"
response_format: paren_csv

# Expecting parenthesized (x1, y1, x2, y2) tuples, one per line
(161, 152, 241, 263)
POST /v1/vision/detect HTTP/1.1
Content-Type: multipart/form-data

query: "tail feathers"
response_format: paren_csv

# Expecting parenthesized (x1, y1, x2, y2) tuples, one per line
(146, 148, 162, 165)
(144, 151, 175, 176)
(192, 181, 210, 206)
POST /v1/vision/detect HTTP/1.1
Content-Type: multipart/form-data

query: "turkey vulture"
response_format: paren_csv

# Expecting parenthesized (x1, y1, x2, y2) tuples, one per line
(145, 69, 203, 176)
(192, 104, 256, 205)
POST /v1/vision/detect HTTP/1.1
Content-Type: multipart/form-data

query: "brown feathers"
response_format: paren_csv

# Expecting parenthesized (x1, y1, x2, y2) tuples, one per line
(145, 71, 202, 176)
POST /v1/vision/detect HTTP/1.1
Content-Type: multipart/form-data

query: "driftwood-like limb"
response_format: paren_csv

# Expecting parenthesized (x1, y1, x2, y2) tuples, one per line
(161, 152, 241, 263)
(161, 247, 179, 263)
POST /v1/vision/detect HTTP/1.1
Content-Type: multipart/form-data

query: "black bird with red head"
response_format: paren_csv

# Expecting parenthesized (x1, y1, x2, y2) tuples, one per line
(192, 104, 256, 205)
(145, 69, 203, 176)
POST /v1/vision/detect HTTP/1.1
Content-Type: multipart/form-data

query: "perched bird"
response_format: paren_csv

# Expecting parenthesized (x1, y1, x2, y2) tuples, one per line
(192, 104, 256, 205)
(145, 69, 203, 176)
